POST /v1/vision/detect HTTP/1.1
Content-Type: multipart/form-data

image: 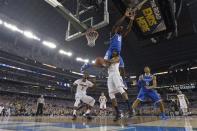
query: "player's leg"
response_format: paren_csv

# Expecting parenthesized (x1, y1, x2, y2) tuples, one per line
(131, 99, 141, 115)
(131, 89, 145, 115)
(108, 76, 122, 121)
(103, 103, 107, 116)
(182, 108, 188, 116)
(148, 90, 167, 119)
(99, 103, 104, 116)
(81, 95, 95, 120)
(110, 96, 121, 121)
(119, 56, 128, 89)
(113, 74, 131, 113)
(72, 97, 81, 120)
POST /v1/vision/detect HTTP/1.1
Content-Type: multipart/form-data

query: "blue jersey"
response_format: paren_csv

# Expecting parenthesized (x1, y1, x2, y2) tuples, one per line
(109, 33, 122, 52)
(104, 33, 124, 67)
(138, 74, 154, 92)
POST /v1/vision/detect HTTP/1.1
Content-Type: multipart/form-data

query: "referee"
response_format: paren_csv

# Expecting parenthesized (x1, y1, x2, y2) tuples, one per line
(36, 95, 45, 116)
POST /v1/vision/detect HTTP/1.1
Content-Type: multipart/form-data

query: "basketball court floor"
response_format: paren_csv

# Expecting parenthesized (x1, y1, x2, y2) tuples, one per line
(0, 116, 196, 131)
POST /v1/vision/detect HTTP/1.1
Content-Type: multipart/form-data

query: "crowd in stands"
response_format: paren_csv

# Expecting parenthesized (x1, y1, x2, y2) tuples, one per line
(0, 93, 114, 117)
(0, 94, 74, 116)
(0, 93, 197, 117)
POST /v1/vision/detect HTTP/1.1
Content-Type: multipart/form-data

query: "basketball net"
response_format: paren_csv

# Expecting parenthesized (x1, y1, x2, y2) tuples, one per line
(85, 28, 99, 47)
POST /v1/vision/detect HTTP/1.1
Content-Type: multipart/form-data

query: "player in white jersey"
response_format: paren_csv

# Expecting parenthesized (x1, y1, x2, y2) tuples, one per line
(99, 92, 107, 116)
(72, 73, 95, 120)
(177, 91, 189, 116)
(105, 50, 131, 121)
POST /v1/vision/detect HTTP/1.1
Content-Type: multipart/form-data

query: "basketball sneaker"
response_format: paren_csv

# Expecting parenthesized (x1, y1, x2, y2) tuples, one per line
(160, 112, 168, 120)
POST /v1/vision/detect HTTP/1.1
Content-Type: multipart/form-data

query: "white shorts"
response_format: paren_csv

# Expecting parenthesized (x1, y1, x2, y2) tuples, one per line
(74, 93, 95, 107)
(108, 74, 126, 99)
(180, 102, 188, 109)
(100, 102, 107, 109)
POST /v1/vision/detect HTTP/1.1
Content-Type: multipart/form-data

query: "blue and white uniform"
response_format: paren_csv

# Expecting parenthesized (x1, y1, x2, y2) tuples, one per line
(104, 33, 124, 68)
(137, 74, 161, 103)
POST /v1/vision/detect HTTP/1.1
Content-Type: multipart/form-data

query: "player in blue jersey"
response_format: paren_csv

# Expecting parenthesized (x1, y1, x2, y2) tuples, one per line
(104, 9, 135, 88)
(131, 66, 167, 119)
(81, 9, 135, 87)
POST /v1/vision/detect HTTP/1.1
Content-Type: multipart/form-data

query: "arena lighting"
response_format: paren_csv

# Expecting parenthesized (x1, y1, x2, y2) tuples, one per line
(42, 41, 57, 49)
(0, 19, 3, 24)
(42, 73, 55, 78)
(43, 63, 57, 69)
(71, 71, 95, 77)
(89, 75, 96, 77)
(92, 60, 95, 64)
(23, 31, 41, 41)
(190, 66, 197, 70)
(154, 71, 168, 75)
(59, 49, 72, 57)
(3, 22, 23, 34)
(71, 71, 83, 76)
(76, 57, 89, 63)
(130, 76, 137, 79)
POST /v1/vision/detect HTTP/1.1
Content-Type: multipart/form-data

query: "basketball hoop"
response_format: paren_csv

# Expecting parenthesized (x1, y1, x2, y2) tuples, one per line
(85, 28, 99, 47)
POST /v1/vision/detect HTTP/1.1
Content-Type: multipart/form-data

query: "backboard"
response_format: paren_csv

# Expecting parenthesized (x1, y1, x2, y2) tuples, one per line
(45, 0, 109, 41)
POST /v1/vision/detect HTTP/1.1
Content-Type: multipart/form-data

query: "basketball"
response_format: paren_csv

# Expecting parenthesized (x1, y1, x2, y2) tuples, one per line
(95, 57, 105, 66)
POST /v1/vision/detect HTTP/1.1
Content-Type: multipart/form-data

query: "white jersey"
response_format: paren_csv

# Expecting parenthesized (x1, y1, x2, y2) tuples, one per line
(99, 96, 107, 103)
(108, 62, 120, 76)
(177, 94, 187, 108)
(74, 79, 94, 95)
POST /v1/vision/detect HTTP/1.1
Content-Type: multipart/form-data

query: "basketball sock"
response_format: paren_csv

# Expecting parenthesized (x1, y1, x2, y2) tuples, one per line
(114, 106, 120, 115)
(73, 110, 76, 115)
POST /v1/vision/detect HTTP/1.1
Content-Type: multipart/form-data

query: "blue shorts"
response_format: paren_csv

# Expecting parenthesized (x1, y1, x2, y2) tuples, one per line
(137, 88, 161, 103)
(104, 49, 125, 68)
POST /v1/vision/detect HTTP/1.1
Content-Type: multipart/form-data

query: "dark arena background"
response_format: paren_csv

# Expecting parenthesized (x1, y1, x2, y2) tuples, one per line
(0, 0, 197, 131)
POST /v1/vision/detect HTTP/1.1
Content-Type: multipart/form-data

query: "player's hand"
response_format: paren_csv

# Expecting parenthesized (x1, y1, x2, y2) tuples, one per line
(125, 8, 136, 20)
(125, 8, 131, 17)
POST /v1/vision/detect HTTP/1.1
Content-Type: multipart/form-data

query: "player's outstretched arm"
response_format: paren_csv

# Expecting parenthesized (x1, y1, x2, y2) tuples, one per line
(123, 9, 136, 37)
(112, 16, 126, 34)
(112, 10, 129, 34)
